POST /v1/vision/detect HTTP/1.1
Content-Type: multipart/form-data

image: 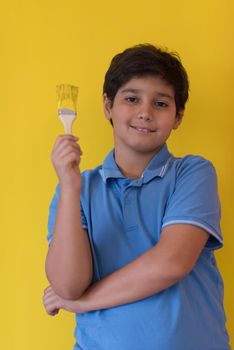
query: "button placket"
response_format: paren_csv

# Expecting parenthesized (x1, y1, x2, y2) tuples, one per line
(122, 188, 138, 231)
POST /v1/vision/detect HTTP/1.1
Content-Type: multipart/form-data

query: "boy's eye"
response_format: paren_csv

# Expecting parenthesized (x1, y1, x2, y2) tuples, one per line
(125, 97, 139, 103)
(155, 101, 168, 108)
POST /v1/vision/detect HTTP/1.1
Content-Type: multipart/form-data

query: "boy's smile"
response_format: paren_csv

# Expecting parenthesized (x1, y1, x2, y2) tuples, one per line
(104, 76, 183, 152)
(103, 75, 183, 177)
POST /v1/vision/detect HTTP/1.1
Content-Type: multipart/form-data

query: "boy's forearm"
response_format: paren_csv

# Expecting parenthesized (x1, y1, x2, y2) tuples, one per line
(66, 225, 207, 313)
(45, 189, 93, 299)
(70, 245, 183, 313)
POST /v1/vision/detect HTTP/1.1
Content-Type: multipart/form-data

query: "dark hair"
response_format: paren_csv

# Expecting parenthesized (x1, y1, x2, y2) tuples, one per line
(103, 43, 189, 117)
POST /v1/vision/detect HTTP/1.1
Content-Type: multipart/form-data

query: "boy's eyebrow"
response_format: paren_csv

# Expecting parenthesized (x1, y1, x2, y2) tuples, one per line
(120, 88, 174, 99)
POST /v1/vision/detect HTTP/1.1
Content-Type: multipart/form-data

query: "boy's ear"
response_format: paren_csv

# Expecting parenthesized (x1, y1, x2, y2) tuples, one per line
(173, 110, 184, 129)
(103, 93, 112, 120)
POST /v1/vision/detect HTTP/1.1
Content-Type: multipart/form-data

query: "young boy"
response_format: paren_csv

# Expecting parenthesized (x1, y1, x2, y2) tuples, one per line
(43, 44, 231, 350)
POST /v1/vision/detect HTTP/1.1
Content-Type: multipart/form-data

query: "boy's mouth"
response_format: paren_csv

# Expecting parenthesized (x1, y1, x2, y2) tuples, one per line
(130, 125, 156, 133)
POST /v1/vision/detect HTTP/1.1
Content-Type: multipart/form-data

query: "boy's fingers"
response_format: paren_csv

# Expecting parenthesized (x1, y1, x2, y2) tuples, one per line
(52, 138, 81, 161)
(44, 285, 53, 295)
(43, 293, 55, 303)
(45, 303, 59, 316)
(43, 287, 62, 309)
(43, 293, 61, 316)
(57, 147, 83, 163)
(53, 134, 78, 149)
(54, 143, 82, 160)
(49, 309, 59, 316)
(43, 295, 58, 310)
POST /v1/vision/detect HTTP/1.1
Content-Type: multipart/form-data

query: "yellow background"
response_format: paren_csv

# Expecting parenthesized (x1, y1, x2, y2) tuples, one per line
(1, 0, 233, 348)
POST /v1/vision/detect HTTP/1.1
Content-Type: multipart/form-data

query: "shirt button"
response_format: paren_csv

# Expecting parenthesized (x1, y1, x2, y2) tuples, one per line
(125, 199, 131, 205)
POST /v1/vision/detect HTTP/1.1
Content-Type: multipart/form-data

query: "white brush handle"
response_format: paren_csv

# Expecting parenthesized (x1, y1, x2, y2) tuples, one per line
(59, 112, 76, 134)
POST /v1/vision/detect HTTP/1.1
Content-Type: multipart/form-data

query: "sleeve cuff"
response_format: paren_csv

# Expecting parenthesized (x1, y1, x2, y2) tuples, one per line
(162, 219, 223, 250)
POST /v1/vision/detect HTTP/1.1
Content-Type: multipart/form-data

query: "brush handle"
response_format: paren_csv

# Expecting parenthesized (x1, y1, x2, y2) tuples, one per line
(59, 113, 76, 134)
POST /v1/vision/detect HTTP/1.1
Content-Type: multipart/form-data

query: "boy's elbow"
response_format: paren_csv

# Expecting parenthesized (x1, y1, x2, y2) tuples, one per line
(45, 250, 93, 299)
(56, 284, 89, 300)
(45, 265, 93, 300)
(50, 275, 92, 300)
(68, 274, 93, 299)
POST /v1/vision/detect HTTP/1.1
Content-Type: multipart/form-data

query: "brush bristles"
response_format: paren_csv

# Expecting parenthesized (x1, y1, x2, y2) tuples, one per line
(56, 84, 78, 110)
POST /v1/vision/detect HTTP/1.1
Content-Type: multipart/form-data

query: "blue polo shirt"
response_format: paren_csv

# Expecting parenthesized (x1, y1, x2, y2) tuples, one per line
(47, 144, 230, 350)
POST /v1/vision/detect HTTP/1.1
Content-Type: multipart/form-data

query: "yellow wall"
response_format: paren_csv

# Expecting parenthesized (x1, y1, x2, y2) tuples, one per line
(1, 0, 233, 348)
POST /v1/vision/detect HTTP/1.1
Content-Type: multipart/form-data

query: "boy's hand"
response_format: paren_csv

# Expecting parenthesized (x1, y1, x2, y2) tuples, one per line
(43, 285, 87, 315)
(43, 285, 65, 316)
(51, 135, 83, 192)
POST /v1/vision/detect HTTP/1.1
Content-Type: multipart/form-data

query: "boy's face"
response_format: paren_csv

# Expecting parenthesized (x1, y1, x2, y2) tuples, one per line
(103, 75, 183, 156)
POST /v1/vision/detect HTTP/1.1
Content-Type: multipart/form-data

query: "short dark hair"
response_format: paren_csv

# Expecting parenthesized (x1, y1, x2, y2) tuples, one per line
(103, 43, 189, 117)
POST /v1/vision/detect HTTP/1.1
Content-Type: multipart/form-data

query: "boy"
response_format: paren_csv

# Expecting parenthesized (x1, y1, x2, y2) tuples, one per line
(43, 44, 231, 349)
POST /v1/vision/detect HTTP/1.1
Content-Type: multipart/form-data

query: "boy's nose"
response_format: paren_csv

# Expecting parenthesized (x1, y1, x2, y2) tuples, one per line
(138, 113, 152, 121)
(138, 109, 152, 121)
(137, 105, 153, 121)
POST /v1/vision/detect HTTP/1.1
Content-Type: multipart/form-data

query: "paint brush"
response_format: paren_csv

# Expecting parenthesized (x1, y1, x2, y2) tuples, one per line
(56, 84, 79, 134)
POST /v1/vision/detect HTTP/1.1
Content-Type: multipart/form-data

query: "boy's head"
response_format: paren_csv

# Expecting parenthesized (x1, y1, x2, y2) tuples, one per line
(103, 43, 189, 123)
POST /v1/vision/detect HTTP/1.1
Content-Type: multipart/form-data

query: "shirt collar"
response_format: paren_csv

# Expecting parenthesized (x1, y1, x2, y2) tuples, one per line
(99, 144, 173, 184)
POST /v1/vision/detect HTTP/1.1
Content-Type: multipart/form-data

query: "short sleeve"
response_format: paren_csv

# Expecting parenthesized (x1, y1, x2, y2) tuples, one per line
(80, 202, 88, 230)
(46, 184, 88, 246)
(47, 184, 60, 245)
(162, 156, 223, 250)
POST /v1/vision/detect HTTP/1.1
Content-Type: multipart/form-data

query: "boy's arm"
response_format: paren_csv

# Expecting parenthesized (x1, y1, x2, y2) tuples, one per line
(70, 224, 208, 312)
(45, 135, 93, 300)
(45, 189, 93, 300)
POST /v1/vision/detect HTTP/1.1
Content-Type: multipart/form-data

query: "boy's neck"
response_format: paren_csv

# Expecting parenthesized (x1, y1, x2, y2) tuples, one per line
(114, 145, 162, 179)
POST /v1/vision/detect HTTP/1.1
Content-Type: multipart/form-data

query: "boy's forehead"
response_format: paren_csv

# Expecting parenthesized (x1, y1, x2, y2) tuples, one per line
(118, 76, 175, 97)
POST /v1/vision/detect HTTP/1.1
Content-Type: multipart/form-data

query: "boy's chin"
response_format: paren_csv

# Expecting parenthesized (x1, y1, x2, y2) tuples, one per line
(128, 143, 163, 155)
